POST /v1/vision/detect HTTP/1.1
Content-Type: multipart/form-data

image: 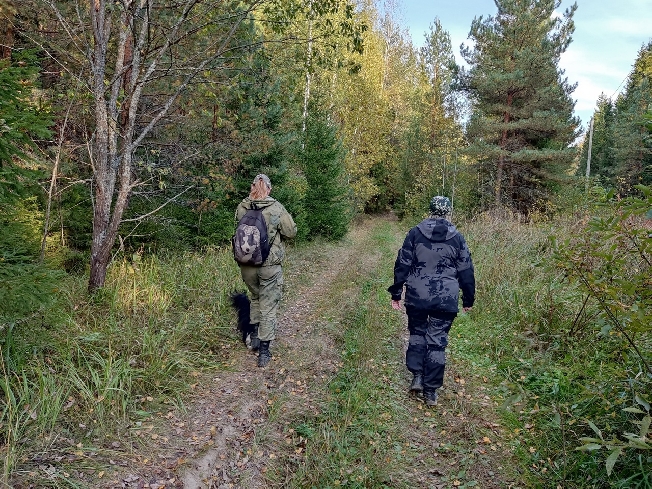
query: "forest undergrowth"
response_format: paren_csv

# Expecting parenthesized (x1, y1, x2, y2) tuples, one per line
(1, 205, 650, 488)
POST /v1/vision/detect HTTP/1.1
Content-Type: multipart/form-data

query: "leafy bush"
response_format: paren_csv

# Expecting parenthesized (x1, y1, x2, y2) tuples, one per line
(461, 198, 650, 487)
(551, 185, 651, 482)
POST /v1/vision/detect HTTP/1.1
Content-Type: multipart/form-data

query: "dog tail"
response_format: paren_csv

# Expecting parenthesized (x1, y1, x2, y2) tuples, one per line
(230, 291, 252, 345)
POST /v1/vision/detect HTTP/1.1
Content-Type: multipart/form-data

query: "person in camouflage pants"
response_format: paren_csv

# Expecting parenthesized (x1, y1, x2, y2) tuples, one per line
(236, 174, 297, 367)
(388, 196, 475, 406)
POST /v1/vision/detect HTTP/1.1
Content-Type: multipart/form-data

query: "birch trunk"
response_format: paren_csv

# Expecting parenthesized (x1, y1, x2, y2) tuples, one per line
(301, 0, 313, 138)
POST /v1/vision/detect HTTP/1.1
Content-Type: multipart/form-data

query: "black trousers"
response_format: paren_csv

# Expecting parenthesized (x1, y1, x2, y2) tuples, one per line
(405, 307, 455, 392)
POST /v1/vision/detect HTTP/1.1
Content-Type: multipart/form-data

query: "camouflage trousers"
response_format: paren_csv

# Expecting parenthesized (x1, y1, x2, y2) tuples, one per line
(239, 264, 283, 342)
(405, 307, 455, 392)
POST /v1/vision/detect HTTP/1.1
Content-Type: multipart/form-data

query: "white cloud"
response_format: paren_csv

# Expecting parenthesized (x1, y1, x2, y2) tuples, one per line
(603, 17, 652, 38)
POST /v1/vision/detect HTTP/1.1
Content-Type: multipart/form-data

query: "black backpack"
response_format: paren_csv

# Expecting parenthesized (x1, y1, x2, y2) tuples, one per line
(232, 205, 271, 266)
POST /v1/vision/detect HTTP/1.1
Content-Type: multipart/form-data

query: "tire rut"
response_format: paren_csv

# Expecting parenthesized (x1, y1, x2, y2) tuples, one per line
(97, 219, 379, 489)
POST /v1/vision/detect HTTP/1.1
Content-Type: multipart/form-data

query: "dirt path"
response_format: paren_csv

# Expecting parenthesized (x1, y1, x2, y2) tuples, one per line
(95, 216, 518, 489)
(92, 220, 374, 489)
(175, 223, 369, 489)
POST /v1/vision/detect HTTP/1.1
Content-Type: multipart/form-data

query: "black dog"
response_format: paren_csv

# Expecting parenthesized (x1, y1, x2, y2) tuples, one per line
(230, 291, 255, 345)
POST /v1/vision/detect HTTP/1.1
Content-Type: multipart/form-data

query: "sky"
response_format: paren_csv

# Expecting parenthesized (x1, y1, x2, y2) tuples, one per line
(397, 0, 652, 133)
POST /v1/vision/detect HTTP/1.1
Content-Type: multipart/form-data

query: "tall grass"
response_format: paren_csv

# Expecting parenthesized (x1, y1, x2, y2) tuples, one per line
(1, 210, 648, 488)
(0, 246, 242, 482)
(460, 211, 651, 488)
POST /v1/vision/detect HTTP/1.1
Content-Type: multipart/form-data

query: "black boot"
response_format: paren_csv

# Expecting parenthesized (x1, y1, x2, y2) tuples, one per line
(257, 341, 271, 367)
(409, 373, 424, 393)
(424, 390, 438, 406)
(249, 323, 260, 351)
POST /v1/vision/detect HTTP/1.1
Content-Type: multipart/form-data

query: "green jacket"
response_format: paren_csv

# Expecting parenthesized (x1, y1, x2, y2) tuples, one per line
(235, 197, 297, 266)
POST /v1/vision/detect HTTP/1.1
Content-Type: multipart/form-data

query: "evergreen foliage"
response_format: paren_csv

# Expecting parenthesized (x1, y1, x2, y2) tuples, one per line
(461, 0, 580, 213)
(0, 194, 64, 328)
(0, 50, 52, 164)
(0, 47, 60, 329)
(579, 41, 652, 194)
(396, 18, 470, 219)
(612, 43, 652, 191)
(578, 94, 616, 182)
(300, 112, 350, 240)
(420, 19, 460, 121)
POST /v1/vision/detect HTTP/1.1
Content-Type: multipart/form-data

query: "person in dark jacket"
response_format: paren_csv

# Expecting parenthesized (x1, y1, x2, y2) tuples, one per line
(388, 196, 475, 406)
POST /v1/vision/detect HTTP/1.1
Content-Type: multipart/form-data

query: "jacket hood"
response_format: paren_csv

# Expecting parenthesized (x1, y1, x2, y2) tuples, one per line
(242, 196, 276, 209)
(416, 218, 459, 242)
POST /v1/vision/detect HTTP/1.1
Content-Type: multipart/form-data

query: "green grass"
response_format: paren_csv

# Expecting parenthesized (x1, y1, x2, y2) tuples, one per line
(459, 215, 651, 488)
(1, 213, 649, 488)
(0, 246, 243, 484)
(259, 220, 417, 488)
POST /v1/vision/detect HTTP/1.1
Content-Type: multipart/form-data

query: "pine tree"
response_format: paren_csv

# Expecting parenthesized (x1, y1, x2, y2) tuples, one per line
(461, 0, 580, 212)
(0, 50, 52, 164)
(420, 18, 459, 125)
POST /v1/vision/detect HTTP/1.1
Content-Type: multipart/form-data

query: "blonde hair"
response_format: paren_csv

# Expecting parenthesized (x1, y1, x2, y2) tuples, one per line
(249, 174, 271, 200)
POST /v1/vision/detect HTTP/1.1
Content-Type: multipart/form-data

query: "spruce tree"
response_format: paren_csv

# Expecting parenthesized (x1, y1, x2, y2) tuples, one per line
(578, 94, 616, 182)
(612, 42, 652, 191)
(300, 112, 350, 240)
(461, 0, 580, 212)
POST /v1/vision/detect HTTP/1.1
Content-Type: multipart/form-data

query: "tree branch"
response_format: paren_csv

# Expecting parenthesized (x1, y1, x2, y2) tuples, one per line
(121, 184, 195, 223)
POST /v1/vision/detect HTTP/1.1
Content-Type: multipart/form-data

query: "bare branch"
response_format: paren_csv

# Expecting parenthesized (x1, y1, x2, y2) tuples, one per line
(121, 185, 195, 223)
(40, 100, 74, 262)
(131, 1, 262, 150)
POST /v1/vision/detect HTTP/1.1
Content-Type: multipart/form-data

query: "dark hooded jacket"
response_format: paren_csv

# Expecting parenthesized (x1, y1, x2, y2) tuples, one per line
(388, 218, 475, 314)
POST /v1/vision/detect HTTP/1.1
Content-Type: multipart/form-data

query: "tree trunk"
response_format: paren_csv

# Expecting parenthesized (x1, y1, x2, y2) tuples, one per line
(40, 0, 256, 291)
(87, 0, 131, 292)
(41, 106, 71, 262)
(301, 1, 313, 139)
(496, 93, 513, 206)
(0, 2, 14, 59)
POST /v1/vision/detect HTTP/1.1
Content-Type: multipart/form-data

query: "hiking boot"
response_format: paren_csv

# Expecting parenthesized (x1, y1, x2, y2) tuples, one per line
(249, 323, 260, 351)
(257, 341, 271, 368)
(424, 390, 438, 406)
(409, 373, 424, 393)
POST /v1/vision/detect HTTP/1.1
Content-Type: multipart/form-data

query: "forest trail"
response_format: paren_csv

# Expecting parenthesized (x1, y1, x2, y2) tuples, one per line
(97, 216, 520, 489)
